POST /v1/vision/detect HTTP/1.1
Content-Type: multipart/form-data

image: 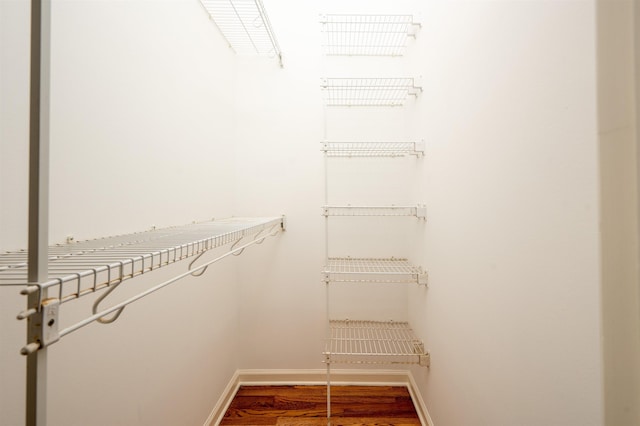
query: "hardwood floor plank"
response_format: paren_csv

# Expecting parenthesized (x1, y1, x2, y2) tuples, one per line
(219, 385, 421, 426)
(276, 418, 421, 426)
(235, 386, 326, 397)
(328, 386, 412, 397)
(234, 385, 410, 398)
(225, 408, 328, 419)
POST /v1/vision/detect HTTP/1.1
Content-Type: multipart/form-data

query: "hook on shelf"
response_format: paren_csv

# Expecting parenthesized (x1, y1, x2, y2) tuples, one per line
(92, 261, 126, 324)
(230, 236, 246, 256)
(92, 280, 125, 324)
(188, 252, 209, 277)
(91, 218, 284, 324)
(254, 223, 279, 245)
(188, 222, 282, 274)
(252, 229, 266, 245)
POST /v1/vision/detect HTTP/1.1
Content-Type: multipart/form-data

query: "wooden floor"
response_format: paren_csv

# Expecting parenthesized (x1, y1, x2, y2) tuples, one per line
(219, 385, 421, 425)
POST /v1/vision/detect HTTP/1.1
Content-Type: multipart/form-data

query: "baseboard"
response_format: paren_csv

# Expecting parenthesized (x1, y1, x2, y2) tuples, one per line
(407, 370, 434, 426)
(204, 369, 241, 426)
(205, 368, 433, 426)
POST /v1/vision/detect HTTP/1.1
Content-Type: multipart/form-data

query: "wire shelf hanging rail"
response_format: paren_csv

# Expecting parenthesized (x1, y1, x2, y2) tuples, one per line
(321, 77, 421, 107)
(199, 0, 283, 67)
(320, 14, 420, 56)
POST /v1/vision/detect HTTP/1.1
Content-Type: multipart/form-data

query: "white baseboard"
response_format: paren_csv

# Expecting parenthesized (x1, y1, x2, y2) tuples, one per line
(205, 368, 433, 426)
(204, 369, 241, 426)
(407, 370, 434, 426)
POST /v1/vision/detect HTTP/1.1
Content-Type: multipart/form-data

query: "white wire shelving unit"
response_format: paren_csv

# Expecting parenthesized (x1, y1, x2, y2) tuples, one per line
(199, 0, 283, 67)
(1, 216, 285, 354)
(324, 320, 429, 367)
(321, 77, 422, 107)
(323, 257, 427, 285)
(323, 205, 426, 218)
(320, 8, 429, 423)
(321, 141, 424, 158)
(320, 14, 420, 57)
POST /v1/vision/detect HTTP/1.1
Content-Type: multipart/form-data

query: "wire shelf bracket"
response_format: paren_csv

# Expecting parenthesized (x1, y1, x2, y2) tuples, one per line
(320, 14, 421, 56)
(1, 216, 286, 354)
(321, 141, 425, 158)
(199, 0, 283, 67)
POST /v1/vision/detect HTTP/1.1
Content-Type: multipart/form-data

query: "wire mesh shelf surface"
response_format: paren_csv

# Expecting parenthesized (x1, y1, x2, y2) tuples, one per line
(320, 14, 419, 56)
(322, 141, 424, 157)
(324, 320, 428, 366)
(323, 205, 425, 218)
(200, 0, 282, 64)
(0, 217, 284, 304)
(323, 257, 425, 284)
(321, 78, 421, 107)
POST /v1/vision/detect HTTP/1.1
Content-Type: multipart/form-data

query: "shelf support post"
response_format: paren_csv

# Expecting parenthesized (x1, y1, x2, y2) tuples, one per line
(26, 0, 52, 425)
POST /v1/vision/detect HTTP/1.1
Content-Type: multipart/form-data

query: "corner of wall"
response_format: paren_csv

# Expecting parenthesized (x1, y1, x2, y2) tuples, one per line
(597, 0, 640, 424)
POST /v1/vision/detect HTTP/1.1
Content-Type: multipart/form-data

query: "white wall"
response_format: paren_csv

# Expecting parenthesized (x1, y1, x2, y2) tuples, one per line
(0, 3, 31, 422)
(0, 1, 243, 425)
(407, 1, 604, 425)
(231, 1, 327, 368)
(0, 0, 29, 251)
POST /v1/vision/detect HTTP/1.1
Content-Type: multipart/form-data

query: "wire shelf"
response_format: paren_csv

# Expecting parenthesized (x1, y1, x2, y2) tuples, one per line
(321, 78, 421, 107)
(320, 14, 419, 56)
(321, 141, 424, 157)
(323, 257, 426, 284)
(0, 217, 284, 305)
(323, 205, 426, 218)
(324, 320, 429, 366)
(200, 0, 282, 66)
